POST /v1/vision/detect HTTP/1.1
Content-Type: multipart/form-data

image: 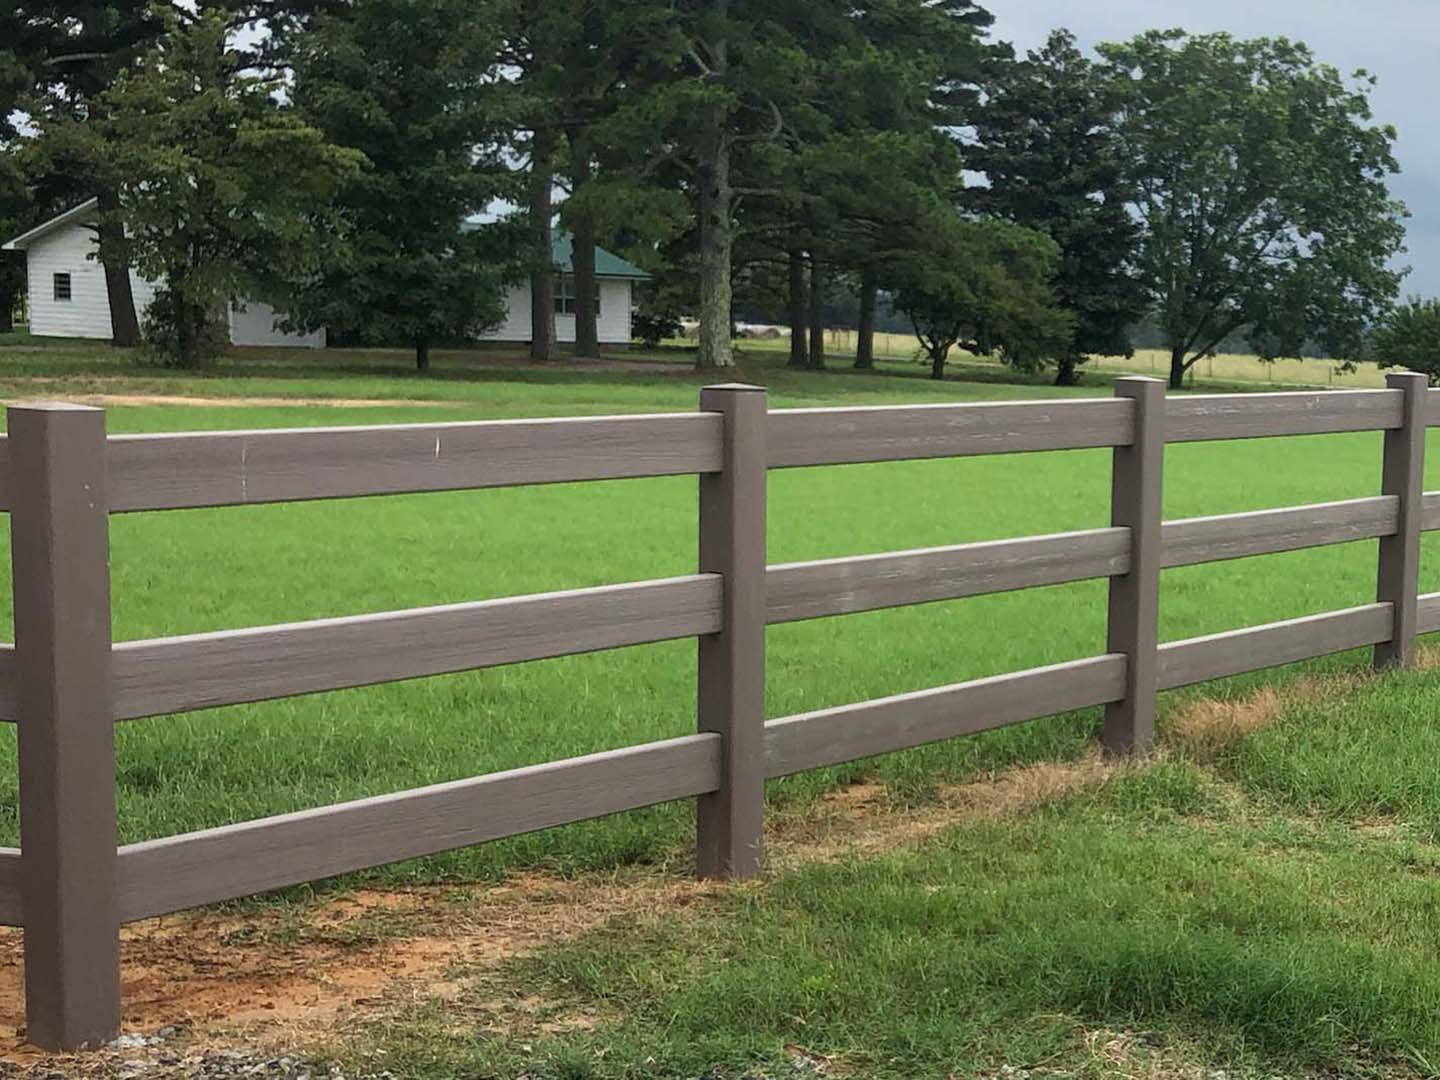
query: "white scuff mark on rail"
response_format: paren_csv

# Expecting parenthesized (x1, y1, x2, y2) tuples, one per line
(434, 435, 442, 461)
(240, 439, 249, 503)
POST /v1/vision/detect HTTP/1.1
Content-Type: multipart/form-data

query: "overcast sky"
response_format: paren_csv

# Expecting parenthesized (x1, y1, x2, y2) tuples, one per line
(986, 1, 1440, 298)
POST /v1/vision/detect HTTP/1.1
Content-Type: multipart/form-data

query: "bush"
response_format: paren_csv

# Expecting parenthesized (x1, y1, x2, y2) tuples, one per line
(632, 307, 683, 349)
(141, 287, 230, 367)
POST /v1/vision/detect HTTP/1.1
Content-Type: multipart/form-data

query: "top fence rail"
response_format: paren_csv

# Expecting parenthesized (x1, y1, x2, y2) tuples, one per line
(0, 386, 1429, 513)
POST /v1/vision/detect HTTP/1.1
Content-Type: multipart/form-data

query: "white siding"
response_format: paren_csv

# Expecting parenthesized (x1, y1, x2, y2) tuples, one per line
(480, 278, 634, 344)
(228, 300, 325, 349)
(22, 223, 158, 339)
(21, 218, 321, 348)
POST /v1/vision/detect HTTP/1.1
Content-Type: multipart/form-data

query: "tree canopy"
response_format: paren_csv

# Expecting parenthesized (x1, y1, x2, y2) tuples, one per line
(1373, 297, 1440, 384)
(970, 29, 1144, 385)
(1099, 30, 1408, 388)
(287, 0, 521, 370)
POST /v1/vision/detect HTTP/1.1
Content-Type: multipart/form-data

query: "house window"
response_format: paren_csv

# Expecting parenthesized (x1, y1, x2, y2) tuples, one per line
(555, 276, 600, 317)
(53, 273, 72, 302)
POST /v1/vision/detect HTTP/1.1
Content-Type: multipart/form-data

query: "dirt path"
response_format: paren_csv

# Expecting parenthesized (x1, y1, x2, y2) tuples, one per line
(4, 392, 457, 409)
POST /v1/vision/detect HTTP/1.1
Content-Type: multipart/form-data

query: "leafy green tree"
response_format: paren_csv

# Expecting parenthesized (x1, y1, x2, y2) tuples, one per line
(36, 8, 360, 366)
(10, 2, 162, 345)
(970, 30, 1144, 386)
(10, 1, 340, 347)
(289, 0, 521, 371)
(1373, 298, 1440, 383)
(599, 0, 836, 370)
(1099, 30, 1407, 388)
(891, 216, 1071, 380)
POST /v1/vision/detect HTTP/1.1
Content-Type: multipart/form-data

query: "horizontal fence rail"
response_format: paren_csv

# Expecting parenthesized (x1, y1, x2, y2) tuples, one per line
(115, 733, 721, 922)
(763, 654, 1127, 777)
(3, 373, 1438, 1051)
(107, 575, 722, 720)
(104, 412, 725, 512)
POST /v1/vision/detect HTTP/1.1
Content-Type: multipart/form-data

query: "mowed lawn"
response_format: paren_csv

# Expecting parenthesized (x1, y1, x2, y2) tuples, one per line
(0, 339, 1435, 885)
(387, 668, 1440, 1078)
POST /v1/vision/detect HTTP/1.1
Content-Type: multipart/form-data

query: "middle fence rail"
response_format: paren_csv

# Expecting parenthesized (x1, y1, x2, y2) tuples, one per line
(0, 373, 1437, 1048)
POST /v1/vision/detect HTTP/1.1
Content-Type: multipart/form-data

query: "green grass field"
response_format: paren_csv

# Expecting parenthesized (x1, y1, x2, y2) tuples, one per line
(3, 336, 1440, 1076)
(739, 326, 1393, 389)
(0, 336, 1432, 876)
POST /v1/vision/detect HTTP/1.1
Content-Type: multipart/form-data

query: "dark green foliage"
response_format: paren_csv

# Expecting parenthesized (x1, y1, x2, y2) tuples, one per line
(891, 216, 1073, 380)
(632, 307, 682, 349)
(287, 0, 521, 371)
(1373, 297, 1440, 384)
(28, 8, 359, 367)
(140, 286, 230, 368)
(970, 30, 1145, 386)
(1099, 31, 1407, 388)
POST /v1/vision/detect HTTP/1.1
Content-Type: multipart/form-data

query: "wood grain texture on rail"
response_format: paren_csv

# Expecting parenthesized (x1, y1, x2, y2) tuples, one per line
(0, 645, 13, 722)
(1165, 391, 1401, 443)
(0, 435, 9, 511)
(105, 412, 724, 511)
(115, 733, 722, 921)
(765, 528, 1130, 623)
(112, 575, 723, 719)
(1157, 603, 1393, 690)
(1422, 492, 1440, 532)
(1160, 497, 1398, 568)
(0, 848, 22, 926)
(767, 399, 1134, 468)
(762, 654, 1127, 777)
(1417, 592, 1440, 634)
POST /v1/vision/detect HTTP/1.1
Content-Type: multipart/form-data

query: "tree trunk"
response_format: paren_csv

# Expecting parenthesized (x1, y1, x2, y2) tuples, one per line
(787, 247, 807, 368)
(694, 17, 733, 371)
(929, 348, 948, 381)
(529, 125, 557, 362)
(854, 271, 877, 370)
(416, 339, 431, 372)
(1169, 343, 1186, 390)
(807, 252, 825, 370)
(568, 143, 600, 360)
(0, 286, 13, 333)
(1054, 352, 1081, 386)
(95, 186, 141, 348)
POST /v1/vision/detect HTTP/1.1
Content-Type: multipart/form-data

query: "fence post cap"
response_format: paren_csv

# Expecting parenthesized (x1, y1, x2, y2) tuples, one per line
(7, 401, 105, 413)
(1385, 371, 1429, 387)
(700, 383, 766, 394)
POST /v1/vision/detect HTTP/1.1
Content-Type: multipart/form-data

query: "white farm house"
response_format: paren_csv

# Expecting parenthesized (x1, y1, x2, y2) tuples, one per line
(5, 201, 649, 348)
(2, 199, 325, 347)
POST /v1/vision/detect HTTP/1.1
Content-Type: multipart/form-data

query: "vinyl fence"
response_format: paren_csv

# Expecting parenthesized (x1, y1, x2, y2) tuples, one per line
(1, 373, 1437, 1049)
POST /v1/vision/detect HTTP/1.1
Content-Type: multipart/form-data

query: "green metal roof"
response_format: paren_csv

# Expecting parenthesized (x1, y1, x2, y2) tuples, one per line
(460, 218, 649, 280)
(552, 231, 649, 279)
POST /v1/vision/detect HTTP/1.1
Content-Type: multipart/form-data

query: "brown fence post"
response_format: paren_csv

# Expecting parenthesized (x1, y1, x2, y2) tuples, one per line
(1103, 377, 1165, 756)
(9, 404, 120, 1050)
(1375, 371, 1428, 669)
(696, 384, 767, 879)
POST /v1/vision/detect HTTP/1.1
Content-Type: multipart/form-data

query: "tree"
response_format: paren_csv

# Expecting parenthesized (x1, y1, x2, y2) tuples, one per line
(10, 1, 341, 348)
(600, 0, 831, 370)
(970, 30, 1145, 386)
(891, 216, 1071, 380)
(1099, 30, 1408, 389)
(1373, 298, 1440, 383)
(38, 8, 360, 367)
(289, 0, 521, 371)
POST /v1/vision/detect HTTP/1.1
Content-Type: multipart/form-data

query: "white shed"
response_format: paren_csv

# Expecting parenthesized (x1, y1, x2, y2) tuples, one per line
(2, 199, 325, 348)
(472, 230, 649, 345)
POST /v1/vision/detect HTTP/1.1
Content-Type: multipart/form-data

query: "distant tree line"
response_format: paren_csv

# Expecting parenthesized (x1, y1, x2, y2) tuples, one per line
(0, 3, 1416, 385)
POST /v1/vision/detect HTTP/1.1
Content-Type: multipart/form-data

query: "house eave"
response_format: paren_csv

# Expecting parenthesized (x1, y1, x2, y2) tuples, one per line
(2, 198, 100, 251)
